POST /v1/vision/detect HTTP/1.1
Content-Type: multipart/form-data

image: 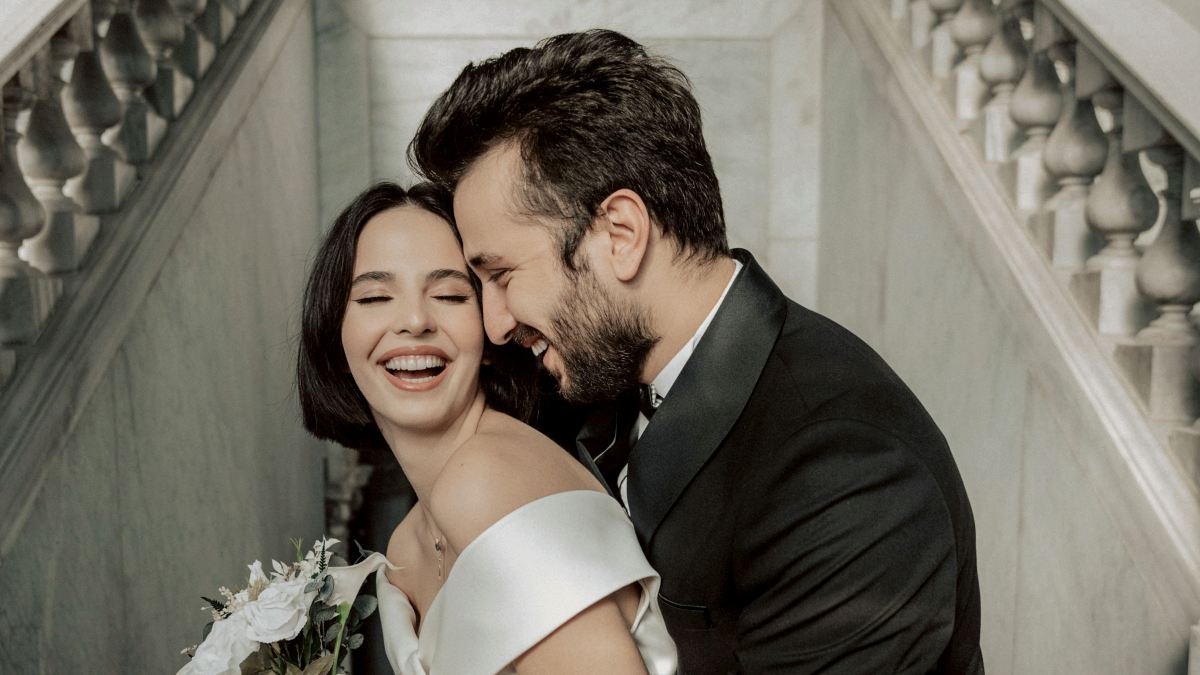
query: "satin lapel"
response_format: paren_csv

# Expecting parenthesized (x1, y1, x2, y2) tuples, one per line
(626, 250, 788, 548)
(574, 391, 638, 500)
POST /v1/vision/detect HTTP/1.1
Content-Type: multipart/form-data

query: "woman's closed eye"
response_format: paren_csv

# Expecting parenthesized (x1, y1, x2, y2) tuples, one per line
(354, 295, 391, 305)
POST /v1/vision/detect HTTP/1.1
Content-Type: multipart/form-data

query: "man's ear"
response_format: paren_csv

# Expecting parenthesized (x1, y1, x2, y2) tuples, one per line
(597, 189, 652, 282)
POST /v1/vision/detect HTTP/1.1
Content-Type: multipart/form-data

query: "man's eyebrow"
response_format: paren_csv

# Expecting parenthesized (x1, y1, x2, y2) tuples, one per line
(428, 269, 472, 284)
(468, 253, 500, 268)
(351, 270, 393, 286)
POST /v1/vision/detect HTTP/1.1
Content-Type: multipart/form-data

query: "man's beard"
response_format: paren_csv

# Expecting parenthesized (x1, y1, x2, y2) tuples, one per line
(543, 267, 658, 404)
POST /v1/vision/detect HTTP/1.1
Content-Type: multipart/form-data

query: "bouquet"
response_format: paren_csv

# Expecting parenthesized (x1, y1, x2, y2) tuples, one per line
(178, 537, 391, 675)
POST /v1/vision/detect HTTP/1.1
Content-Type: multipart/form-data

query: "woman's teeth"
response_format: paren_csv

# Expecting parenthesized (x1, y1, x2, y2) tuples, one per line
(384, 355, 446, 371)
(384, 355, 447, 382)
(531, 339, 548, 358)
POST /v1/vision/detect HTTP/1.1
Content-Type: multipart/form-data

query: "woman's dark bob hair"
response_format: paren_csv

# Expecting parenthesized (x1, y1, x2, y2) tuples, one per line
(297, 181, 538, 452)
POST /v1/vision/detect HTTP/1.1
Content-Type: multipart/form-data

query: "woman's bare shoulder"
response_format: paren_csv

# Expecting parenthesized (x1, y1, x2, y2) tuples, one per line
(427, 410, 602, 553)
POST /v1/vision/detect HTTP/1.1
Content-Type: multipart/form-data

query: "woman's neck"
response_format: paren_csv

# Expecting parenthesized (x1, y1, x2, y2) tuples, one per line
(380, 390, 488, 504)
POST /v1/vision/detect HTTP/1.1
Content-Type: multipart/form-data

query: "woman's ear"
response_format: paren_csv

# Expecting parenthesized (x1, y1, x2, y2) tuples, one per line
(596, 189, 651, 282)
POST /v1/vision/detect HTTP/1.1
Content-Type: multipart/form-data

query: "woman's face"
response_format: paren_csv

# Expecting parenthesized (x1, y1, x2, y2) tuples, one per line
(341, 206, 485, 436)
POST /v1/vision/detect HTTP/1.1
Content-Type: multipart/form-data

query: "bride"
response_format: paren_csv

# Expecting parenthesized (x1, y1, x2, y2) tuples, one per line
(296, 181, 676, 675)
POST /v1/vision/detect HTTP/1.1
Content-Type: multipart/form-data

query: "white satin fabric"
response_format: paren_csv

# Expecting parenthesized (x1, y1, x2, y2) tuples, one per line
(369, 490, 678, 675)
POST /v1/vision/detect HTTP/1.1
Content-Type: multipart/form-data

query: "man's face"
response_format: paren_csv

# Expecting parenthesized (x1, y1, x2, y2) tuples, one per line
(453, 145, 657, 403)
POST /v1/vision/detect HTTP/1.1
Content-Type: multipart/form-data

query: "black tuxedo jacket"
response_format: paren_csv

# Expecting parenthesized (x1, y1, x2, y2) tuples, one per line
(576, 250, 982, 674)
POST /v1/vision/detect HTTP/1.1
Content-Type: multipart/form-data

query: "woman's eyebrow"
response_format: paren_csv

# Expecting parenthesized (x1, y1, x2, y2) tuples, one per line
(428, 269, 472, 284)
(351, 270, 393, 286)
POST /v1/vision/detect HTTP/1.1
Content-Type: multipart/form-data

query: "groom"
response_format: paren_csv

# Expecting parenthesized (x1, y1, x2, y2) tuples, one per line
(409, 30, 982, 674)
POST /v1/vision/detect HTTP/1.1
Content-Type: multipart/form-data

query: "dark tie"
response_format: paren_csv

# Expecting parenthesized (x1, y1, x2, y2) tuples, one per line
(590, 391, 639, 495)
(638, 383, 660, 419)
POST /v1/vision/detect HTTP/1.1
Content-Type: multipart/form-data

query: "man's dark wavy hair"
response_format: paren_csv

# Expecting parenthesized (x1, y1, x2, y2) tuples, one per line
(297, 181, 538, 452)
(407, 29, 729, 270)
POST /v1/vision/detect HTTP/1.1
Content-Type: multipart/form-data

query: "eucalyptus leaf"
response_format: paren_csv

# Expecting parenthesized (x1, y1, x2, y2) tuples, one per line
(313, 607, 339, 623)
(346, 633, 364, 650)
(318, 576, 334, 603)
(324, 623, 342, 645)
(304, 580, 321, 593)
(300, 654, 335, 675)
(352, 595, 377, 619)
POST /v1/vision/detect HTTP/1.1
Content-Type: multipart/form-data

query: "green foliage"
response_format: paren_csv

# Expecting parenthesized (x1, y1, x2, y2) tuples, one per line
(201, 596, 227, 613)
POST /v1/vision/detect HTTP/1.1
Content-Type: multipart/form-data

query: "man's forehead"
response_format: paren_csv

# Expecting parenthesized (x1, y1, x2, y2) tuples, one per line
(456, 143, 521, 200)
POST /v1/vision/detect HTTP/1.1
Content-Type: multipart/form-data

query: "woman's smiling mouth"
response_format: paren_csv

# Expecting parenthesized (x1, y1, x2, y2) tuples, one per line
(378, 348, 450, 391)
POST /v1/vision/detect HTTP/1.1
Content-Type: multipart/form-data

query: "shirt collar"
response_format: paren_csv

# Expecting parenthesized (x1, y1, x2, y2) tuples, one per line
(648, 258, 743, 404)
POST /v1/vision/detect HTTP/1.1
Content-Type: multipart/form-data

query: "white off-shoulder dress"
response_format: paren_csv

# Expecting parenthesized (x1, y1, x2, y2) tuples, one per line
(369, 490, 677, 675)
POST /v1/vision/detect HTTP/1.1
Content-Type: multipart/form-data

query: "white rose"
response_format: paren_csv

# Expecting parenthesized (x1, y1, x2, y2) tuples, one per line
(176, 613, 257, 675)
(242, 577, 315, 642)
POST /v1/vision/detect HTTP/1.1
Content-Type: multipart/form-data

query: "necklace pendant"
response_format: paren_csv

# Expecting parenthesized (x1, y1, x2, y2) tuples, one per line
(434, 536, 444, 579)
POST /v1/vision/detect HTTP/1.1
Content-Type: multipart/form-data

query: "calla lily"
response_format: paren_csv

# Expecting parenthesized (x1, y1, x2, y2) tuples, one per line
(326, 551, 401, 607)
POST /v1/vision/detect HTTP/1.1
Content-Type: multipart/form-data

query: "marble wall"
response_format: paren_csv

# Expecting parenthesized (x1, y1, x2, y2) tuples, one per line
(315, 0, 824, 306)
(0, 4, 325, 672)
(819, 4, 1199, 673)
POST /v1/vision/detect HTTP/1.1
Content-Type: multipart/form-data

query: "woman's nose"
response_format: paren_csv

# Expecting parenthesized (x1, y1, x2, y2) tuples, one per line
(390, 297, 436, 335)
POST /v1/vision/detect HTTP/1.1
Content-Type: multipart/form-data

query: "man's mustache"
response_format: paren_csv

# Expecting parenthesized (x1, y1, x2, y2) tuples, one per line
(510, 324, 545, 347)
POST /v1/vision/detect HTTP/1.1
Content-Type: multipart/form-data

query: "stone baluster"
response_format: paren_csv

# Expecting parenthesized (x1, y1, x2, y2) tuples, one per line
(1187, 153, 1200, 435)
(948, 0, 996, 130)
(64, 3, 124, 214)
(910, 0, 937, 52)
(196, 0, 236, 48)
(100, 3, 159, 175)
(1076, 65, 1158, 337)
(134, 0, 185, 122)
(1, 70, 59, 346)
(1007, 50, 1061, 218)
(975, 12, 1026, 161)
(91, 0, 117, 37)
(1116, 141, 1200, 424)
(927, 0, 965, 82)
(325, 447, 372, 545)
(18, 31, 98, 274)
(171, 0, 213, 88)
(1039, 32, 1108, 274)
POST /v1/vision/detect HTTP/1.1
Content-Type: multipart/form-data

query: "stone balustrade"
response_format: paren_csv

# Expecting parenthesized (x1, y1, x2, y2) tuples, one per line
(887, 0, 1200, 496)
(0, 0, 243, 389)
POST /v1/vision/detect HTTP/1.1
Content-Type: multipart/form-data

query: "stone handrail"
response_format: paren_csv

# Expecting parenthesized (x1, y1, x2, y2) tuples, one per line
(1044, 0, 1200, 163)
(0, 0, 288, 556)
(0, 0, 89, 88)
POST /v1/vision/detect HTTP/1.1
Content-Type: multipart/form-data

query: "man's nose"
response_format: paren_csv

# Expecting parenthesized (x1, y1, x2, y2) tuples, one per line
(482, 284, 517, 345)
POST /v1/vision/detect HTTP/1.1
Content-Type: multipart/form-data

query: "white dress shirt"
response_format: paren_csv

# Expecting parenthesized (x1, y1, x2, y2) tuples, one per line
(618, 259, 743, 510)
